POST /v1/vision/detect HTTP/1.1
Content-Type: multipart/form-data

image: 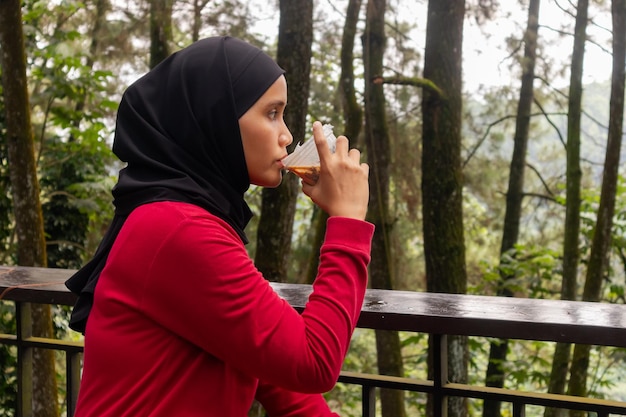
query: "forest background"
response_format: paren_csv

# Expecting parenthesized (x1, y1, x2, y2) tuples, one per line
(0, 0, 625, 416)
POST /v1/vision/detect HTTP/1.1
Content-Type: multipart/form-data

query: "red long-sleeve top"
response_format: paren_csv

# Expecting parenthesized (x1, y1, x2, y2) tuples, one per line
(74, 201, 374, 416)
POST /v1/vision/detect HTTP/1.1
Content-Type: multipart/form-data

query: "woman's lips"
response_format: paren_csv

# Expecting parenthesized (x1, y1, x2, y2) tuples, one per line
(278, 155, 289, 168)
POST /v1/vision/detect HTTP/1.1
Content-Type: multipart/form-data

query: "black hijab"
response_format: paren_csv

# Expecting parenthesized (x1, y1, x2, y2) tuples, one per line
(65, 36, 285, 333)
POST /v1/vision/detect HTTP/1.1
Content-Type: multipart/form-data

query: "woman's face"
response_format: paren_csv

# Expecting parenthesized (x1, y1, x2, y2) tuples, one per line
(239, 75, 293, 187)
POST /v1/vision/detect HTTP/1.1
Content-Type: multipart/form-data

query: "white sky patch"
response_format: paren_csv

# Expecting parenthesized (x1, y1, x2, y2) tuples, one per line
(227, 1, 614, 93)
(462, 1, 613, 91)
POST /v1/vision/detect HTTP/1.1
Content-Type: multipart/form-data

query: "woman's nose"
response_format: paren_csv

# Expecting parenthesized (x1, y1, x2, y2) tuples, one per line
(281, 125, 293, 147)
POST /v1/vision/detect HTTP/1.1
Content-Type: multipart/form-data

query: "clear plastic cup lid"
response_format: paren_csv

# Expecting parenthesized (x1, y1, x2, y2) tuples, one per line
(281, 124, 337, 168)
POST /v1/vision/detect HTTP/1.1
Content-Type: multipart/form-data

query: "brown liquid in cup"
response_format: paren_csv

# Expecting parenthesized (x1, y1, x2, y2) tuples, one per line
(286, 166, 320, 184)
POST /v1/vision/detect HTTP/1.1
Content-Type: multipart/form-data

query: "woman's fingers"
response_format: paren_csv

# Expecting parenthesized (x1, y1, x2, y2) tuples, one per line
(302, 122, 369, 220)
(312, 121, 331, 162)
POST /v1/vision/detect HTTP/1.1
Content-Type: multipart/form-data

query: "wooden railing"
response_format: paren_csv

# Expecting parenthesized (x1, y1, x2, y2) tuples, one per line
(0, 265, 625, 417)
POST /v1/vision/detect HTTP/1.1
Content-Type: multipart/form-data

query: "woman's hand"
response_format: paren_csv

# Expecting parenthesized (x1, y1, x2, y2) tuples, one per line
(301, 121, 369, 221)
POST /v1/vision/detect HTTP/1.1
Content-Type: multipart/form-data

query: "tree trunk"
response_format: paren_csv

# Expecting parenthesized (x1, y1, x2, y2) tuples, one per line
(0, 1, 58, 416)
(304, 0, 363, 284)
(191, 0, 210, 42)
(421, 1, 467, 417)
(74, 0, 109, 121)
(483, 2, 540, 416)
(546, 1, 588, 415)
(567, 1, 625, 415)
(362, 1, 406, 416)
(255, 0, 313, 283)
(149, 0, 174, 69)
(250, 7, 313, 412)
(44, 0, 110, 271)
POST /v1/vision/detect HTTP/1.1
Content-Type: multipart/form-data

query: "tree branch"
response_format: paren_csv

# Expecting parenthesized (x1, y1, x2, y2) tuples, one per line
(372, 75, 446, 99)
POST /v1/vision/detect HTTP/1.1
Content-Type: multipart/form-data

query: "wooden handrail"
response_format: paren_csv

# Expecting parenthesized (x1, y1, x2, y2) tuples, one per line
(1, 265, 623, 348)
(1, 265, 625, 417)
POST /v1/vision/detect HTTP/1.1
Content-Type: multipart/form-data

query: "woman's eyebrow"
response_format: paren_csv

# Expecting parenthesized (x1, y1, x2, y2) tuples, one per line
(265, 99, 286, 108)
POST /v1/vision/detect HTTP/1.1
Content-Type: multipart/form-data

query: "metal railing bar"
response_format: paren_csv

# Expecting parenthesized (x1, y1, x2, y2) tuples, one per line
(513, 402, 525, 417)
(441, 383, 626, 414)
(339, 371, 434, 393)
(66, 351, 81, 417)
(0, 333, 83, 352)
(362, 384, 376, 417)
(20, 336, 83, 352)
(16, 302, 32, 417)
(337, 373, 626, 415)
(0, 334, 17, 344)
(432, 334, 448, 417)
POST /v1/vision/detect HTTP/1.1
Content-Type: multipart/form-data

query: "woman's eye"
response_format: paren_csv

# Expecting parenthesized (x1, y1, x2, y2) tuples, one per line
(268, 110, 278, 120)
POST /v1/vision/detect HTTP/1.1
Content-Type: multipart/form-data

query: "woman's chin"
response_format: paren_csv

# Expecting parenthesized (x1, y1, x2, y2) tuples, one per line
(253, 174, 284, 188)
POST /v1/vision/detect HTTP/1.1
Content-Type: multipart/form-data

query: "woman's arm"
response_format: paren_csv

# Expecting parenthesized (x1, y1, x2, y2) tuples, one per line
(139, 212, 373, 393)
(255, 380, 340, 417)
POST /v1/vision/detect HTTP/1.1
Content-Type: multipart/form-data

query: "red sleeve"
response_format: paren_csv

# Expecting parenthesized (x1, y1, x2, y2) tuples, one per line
(140, 213, 374, 394)
(255, 381, 339, 417)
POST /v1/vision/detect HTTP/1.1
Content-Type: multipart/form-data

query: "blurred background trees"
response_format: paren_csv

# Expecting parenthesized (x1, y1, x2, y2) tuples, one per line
(0, 0, 625, 416)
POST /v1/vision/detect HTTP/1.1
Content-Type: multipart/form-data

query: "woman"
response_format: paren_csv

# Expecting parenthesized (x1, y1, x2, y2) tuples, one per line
(66, 36, 373, 416)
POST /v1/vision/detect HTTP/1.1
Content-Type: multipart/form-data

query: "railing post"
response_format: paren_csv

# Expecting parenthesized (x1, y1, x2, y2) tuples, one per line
(16, 302, 33, 417)
(66, 351, 81, 417)
(362, 384, 376, 417)
(432, 334, 448, 417)
(513, 402, 526, 417)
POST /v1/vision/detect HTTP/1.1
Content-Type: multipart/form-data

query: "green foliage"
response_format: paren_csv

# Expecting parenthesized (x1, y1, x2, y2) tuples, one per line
(607, 189, 626, 297)
(19, 0, 117, 271)
(1, 1, 625, 415)
(0, 1, 116, 414)
(0, 49, 17, 417)
(287, 195, 317, 283)
(326, 329, 381, 416)
(577, 176, 626, 301)
(472, 175, 626, 302)
(40, 136, 114, 269)
(472, 244, 560, 298)
(0, 81, 15, 265)
(0, 302, 16, 417)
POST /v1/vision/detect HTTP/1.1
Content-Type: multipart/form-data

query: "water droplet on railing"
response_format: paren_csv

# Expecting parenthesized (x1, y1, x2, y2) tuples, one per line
(365, 300, 387, 308)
